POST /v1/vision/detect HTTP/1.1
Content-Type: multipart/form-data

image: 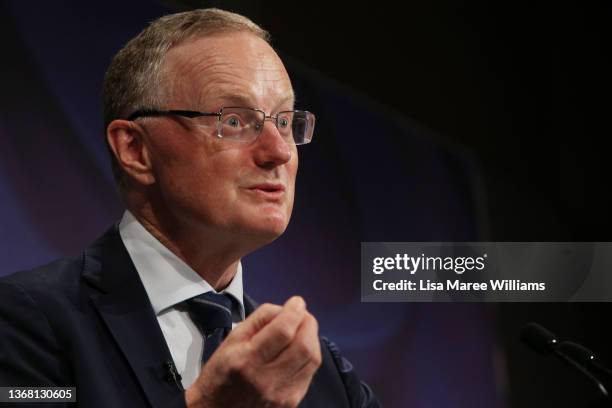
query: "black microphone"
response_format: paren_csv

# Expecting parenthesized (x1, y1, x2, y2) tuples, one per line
(520, 322, 559, 355)
(520, 322, 609, 398)
(164, 360, 183, 390)
(560, 341, 612, 380)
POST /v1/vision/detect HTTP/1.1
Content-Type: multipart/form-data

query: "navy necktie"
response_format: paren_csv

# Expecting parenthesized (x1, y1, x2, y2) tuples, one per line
(187, 292, 234, 363)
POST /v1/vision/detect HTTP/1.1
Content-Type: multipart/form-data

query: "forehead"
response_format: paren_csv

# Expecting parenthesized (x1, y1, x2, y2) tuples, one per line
(162, 32, 294, 109)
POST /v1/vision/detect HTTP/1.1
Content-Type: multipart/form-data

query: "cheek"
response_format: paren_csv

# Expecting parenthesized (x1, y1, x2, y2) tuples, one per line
(282, 158, 299, 216)
(189, 155, 242, 203)
(287, 154, 298, 192)
(151, 130, 234, 181)
(152, 144, 241, 209)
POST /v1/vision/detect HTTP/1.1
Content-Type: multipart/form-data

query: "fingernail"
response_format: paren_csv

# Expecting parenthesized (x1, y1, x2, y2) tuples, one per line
(288, 296, 305, 310)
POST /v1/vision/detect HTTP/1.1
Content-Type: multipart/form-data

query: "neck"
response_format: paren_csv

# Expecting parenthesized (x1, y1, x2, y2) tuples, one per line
(126, 201, 245, 292)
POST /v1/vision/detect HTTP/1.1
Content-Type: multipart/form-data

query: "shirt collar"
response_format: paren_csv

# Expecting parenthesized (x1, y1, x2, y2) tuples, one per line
(118, 210, 245, 319)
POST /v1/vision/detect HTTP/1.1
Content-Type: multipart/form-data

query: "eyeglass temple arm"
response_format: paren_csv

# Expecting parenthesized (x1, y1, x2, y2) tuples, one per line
(127, 109, 219, 121)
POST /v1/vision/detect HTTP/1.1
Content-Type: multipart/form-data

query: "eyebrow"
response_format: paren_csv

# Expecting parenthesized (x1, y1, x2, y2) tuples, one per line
(209, 90, 296, 111)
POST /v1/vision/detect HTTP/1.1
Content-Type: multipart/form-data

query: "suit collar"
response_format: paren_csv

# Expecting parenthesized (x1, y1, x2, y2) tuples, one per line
(81, 224, 130, 293)
(243, 293, 259, 316)
(82, 226, 186, 408)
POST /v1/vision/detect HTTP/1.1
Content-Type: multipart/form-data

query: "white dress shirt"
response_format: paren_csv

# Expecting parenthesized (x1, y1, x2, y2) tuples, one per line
(118, 211, 245, 389)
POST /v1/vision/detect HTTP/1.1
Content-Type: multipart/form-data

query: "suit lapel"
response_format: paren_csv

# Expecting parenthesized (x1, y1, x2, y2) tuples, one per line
(243, 293, 259, 316)
(83, 227, 185, 408)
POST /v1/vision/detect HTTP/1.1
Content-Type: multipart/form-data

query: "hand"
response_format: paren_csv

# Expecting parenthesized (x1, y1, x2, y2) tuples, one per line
(185, 296, 322, 408)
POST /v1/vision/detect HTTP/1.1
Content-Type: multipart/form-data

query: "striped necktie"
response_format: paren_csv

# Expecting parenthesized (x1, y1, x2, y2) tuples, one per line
(187, 292, 234, 363)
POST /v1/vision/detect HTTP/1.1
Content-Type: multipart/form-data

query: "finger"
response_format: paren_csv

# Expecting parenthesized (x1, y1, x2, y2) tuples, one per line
(269, 312, 321, 379)
(250, 296, 306, 362)
(227, 303, 282, 342)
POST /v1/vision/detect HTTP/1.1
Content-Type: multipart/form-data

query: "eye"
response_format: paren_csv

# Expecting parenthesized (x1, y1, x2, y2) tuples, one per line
(278, 117, 290, 128)
(225, 115, 242, 128)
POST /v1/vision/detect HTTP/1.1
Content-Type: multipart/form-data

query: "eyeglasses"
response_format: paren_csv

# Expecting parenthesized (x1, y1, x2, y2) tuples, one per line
(127, 107, 315, 145)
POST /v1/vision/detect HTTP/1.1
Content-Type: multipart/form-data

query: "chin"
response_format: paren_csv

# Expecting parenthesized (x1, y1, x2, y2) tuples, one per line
(230, 202, 292, 244)
(257, 218, 289, 239)
(243, 213, 290, 244)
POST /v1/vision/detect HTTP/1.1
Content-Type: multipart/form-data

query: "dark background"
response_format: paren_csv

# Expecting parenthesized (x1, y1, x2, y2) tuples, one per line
(1, 0, 610, 406)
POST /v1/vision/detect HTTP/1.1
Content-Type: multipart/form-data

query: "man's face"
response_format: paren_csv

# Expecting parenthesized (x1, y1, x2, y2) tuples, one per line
(142, 32, 298, 245)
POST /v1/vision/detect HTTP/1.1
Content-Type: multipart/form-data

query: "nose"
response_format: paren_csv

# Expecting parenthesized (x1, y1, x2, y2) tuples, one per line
(252, 119, 293, 168)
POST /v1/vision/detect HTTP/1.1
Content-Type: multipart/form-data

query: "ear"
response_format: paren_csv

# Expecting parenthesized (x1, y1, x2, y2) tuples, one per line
(106, 119, 156, 186)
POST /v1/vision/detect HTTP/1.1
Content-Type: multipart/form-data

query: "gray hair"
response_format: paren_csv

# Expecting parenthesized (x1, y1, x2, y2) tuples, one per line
(102, 8, 271, 190)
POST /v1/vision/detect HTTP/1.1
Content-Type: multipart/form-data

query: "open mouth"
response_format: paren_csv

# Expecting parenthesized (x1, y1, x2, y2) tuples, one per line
(256, 187, 282, 193)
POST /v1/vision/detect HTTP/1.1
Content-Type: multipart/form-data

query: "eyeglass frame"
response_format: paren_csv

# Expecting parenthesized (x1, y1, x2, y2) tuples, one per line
(126, 107, 315, 145)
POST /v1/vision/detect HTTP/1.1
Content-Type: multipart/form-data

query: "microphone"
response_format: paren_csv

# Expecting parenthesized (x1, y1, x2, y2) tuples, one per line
(520, 322, 558, 355)
(164, 360, 183, 390)
(559, 341, 612, 380)
(520, 322, 609, 398)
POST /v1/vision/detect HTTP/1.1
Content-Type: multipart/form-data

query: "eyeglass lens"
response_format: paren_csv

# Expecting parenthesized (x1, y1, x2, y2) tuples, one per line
(218, 107, 312, 144)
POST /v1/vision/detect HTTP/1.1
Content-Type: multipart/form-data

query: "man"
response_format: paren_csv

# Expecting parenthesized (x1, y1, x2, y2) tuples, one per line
(0, 8, 379, 408)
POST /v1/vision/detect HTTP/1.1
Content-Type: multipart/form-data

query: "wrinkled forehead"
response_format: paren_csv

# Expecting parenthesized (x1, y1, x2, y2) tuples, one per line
(161, 32, 294, 111)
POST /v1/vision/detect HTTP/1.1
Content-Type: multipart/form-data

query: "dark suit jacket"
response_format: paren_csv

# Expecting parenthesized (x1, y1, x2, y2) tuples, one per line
(0, 227, 379, 407)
